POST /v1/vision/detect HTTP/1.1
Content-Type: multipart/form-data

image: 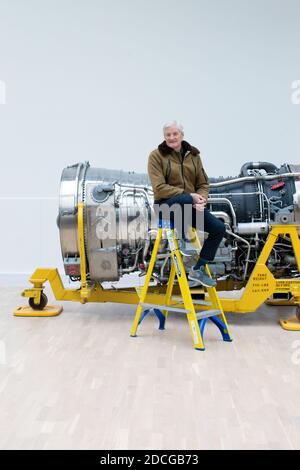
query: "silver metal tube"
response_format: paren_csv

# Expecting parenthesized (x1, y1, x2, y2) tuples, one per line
(120, 246, 143, 273)
(207, 197, 237, 227)
(257, 181, 264, 223)
(143, 229, 158, 261)
(118, 187, 151, 206)
(225, 229, 251, 280)
(236, 222, 269, 235)
(209, 191, 271, 222)
(160, 253, 172, 278)
(210, 211, 232, 225)
(210, 172, 300, 187)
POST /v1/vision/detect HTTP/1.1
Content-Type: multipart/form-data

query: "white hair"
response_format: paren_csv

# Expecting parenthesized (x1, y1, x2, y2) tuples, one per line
(163, 120, 184, 135)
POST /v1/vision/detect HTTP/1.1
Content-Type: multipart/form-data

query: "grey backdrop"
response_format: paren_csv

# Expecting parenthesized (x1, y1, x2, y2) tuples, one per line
(0, 0, 299, 280)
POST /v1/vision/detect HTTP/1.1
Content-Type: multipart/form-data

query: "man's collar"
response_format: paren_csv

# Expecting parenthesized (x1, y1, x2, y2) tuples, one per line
(158, 140, 200, 157)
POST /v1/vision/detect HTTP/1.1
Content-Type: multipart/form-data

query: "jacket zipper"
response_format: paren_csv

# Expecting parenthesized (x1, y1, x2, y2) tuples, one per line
(181, 160, 185, 190)
(180, 150, 190, 190)
(166, 158, 171, 184)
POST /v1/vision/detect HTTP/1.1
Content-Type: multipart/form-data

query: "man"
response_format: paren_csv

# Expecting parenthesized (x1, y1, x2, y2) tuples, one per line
(148, 120, 226, 288)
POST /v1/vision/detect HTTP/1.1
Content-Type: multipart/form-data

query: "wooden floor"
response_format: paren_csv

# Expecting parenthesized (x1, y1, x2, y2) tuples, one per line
(0, 285, 300, 450)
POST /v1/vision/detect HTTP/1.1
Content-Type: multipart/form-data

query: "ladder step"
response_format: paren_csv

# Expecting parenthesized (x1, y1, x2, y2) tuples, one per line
(139, 302, 190, 314)
(192, 300, 213, 306)
(172, 296, 213, 307)
(197, 309, 221, 320)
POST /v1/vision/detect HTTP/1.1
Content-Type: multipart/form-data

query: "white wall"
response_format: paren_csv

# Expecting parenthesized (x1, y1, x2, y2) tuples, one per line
(0, 0, 300, 282)
(0, 197, 64, 284)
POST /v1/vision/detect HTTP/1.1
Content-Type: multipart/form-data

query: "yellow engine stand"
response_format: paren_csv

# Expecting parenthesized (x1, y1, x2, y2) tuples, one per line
(15, 200, 300, 332)
(279, 316, 300, 331)
(14, 305, 63, 317)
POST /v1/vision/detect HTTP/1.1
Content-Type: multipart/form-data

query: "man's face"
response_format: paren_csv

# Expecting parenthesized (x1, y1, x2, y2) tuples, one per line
(164, 126, 183, 151)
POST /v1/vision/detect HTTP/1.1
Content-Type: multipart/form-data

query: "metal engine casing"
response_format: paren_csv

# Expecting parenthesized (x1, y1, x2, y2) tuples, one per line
(57, 162, 153, 281)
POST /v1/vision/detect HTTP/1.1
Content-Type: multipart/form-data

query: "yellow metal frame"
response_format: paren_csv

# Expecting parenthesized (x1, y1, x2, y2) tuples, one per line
(17, 202, 300, 330)
(14, 305, 63, 317)
(224, 224, 300, 330)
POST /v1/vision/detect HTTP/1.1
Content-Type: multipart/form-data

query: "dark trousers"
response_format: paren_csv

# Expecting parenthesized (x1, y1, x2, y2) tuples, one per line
(155, 193, 226, 262)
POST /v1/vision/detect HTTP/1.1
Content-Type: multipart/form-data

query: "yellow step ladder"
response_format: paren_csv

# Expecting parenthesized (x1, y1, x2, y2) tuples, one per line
(130, 220, 232, 350)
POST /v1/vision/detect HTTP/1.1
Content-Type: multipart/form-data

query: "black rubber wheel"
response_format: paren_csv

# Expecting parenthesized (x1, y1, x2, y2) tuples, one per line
(296, 306, 300, 322)
(29, 292, 48, 310)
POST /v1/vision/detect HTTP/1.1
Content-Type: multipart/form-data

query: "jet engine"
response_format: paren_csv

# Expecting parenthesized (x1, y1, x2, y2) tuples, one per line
(57, 161, 300, 284)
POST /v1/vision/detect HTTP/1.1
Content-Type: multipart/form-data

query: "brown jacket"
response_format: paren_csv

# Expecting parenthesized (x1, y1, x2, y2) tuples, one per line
(148, 140, 210, 201)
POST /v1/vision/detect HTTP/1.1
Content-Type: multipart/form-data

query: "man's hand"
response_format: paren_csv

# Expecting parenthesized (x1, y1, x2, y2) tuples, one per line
(193, 202, 206, 211)
(190, 193, 207, 205)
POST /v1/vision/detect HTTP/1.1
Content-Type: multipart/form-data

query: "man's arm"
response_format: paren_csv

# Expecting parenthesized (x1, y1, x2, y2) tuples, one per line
(195, 155, 209, 200)
(148, 152, 184, 200)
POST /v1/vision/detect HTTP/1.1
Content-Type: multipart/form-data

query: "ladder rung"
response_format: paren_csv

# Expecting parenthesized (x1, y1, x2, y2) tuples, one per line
(140, 302, 190, 314)
(197, 309, 221, 319)
(172, 296, 213, 307)
(190, 299, 213, 306)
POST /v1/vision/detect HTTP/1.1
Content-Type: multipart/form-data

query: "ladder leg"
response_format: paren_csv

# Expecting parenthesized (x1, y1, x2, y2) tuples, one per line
(205, 276, 232, 341)
(209, 315, 232, 342)
(138, 308, 166, 330)
(166, 228, 205, 350)
(153, 308, 167, 330)
(186, 311, 205, 350)
(160, 262, 176, 328)
(186, 227, 232, 346)
(198, 318, 207, 340)
(138, 309, 151, 326)
(131, 229, 163, 337)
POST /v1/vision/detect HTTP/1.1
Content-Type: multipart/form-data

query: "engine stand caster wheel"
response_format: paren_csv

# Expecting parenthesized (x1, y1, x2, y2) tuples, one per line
(29, 292, 48, 311)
